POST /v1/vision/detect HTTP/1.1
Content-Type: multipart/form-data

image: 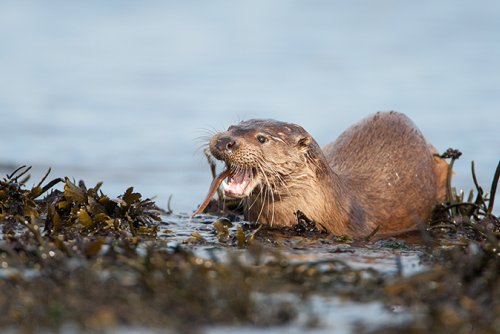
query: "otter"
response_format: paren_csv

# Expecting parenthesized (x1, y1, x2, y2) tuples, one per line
(193, 112, 448, 237)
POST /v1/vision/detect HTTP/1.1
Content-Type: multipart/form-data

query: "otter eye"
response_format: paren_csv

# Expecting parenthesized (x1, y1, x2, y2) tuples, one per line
(256, 135, 268, 144)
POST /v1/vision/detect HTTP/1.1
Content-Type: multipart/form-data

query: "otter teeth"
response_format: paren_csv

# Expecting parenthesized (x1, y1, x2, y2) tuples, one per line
(223, 169, 255, 197)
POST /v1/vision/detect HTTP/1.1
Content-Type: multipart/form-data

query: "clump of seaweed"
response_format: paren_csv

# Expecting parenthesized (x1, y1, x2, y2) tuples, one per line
(44, 178, 161, 238)
(429, 150, 499, 242)
(0, 166, 161, 240)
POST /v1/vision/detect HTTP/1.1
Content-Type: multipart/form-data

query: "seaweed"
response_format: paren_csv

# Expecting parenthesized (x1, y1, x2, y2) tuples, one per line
(429, 155, 500, 241)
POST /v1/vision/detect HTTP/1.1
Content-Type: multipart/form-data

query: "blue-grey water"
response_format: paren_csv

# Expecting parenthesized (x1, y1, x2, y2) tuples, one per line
(1, 1, 499, 213)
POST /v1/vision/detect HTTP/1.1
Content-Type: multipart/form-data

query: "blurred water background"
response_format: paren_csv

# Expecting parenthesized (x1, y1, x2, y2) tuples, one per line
(1, 0, 499, 213)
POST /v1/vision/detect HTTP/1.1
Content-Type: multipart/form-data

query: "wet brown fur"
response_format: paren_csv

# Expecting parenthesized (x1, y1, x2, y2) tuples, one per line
(209, 112, 448, 237)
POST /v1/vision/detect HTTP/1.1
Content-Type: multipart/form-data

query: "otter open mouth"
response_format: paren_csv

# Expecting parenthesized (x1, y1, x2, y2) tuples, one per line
(223, 168, 258, 198)
(192, 166, 258, 217)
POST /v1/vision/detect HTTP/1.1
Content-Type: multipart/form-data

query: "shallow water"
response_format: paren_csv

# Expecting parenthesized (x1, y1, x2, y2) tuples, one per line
(207, 298, 410, 334)
(162, 213, 420, 333)
(164, 213, 424, 276)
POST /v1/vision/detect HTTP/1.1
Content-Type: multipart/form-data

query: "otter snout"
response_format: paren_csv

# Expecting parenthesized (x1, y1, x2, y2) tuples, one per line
(210, 134, 240, 160)
(215, 136, 239, 152)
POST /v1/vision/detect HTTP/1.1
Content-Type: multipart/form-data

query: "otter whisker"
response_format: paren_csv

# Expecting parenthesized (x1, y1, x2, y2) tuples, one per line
(254, 186, 267, 225)
(246, 174, 264, 212)
(257, 162, 275, 226)
(255, 158, 289, 219)
(246, 191, 260, 212)
(193, 128, 217, 148)
(258, 158, 293, 199)
(194, 141, 211, 154)
(246, 167, 266, 213)
(193, 134, 213, 144)
(195, 126, 219, 138)
(254, 165, 271, 225)
(258, 158, 284, 184)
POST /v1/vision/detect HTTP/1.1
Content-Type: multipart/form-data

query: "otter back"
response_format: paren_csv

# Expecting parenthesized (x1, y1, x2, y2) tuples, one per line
(322, 111, 447, 235)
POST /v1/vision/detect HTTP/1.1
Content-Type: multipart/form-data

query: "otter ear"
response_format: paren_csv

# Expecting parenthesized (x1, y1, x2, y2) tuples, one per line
(296, 135, 311, 150)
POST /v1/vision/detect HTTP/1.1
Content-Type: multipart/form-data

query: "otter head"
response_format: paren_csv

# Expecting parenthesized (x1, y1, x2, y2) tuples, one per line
(208, 119, 326, 199)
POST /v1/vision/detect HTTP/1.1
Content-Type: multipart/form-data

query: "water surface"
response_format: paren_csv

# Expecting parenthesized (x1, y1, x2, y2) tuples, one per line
(1, 1, 499, 212)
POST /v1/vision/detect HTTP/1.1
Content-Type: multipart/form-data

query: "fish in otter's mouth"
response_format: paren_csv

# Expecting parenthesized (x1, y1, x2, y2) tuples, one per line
(191, 166, 259, 217)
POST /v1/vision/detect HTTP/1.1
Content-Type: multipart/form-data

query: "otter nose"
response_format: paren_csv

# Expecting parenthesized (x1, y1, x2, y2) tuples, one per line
(215, 136, 239, 152)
